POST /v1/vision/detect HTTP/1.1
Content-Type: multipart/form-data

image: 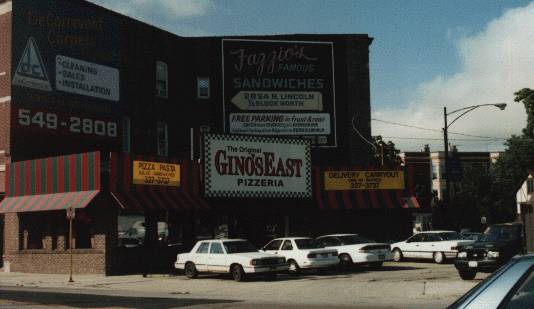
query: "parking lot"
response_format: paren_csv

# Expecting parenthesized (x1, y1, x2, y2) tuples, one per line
(0, 261, 487, 308)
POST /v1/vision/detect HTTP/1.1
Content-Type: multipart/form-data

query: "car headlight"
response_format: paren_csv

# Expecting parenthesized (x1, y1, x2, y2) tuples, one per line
(250, 259, 260, 266)
(278, 257, 285, 264)
(457, 252, 467, 258)
(488, 251, 500, 258)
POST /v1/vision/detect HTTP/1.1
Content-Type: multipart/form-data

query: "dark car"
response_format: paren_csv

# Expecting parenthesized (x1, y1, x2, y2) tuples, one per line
(454, 222, 523, 280)
(448, 254, 534, 308)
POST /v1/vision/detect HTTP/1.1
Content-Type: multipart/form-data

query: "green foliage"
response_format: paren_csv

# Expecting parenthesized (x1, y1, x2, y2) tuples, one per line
(514, 88, 534, 138)
(371, 135, 402, 168)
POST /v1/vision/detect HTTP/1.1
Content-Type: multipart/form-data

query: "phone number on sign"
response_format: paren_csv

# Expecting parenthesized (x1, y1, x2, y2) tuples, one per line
(142, 176, 171, 185)
(17, 108, 118, 138)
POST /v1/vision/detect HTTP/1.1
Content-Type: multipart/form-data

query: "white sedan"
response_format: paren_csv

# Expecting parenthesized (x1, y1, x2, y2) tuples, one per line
(175, 239, 288, 281)
(261, 237, 339, 274)
(391, 231, 475, 264)
(316, 234, 393, 269)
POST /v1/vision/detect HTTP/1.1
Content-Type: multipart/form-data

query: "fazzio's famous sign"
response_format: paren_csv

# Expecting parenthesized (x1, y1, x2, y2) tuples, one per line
(203, 134, 311, 198)
(222, 39, 336, 147)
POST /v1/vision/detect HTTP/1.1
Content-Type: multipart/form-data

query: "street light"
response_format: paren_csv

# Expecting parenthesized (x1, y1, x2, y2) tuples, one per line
(442, 103, 507, 212)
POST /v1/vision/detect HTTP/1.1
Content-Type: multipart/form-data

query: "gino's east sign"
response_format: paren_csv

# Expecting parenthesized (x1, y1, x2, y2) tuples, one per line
(203, 134, 311, 198)
(222, 39, 336, 148)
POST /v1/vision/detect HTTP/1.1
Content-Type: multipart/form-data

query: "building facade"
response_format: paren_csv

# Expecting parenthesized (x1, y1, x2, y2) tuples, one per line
(0, 0, 422, 274)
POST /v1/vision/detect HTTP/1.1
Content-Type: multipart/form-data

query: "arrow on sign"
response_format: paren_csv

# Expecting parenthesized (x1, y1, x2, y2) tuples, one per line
(231, 91, 323, 111)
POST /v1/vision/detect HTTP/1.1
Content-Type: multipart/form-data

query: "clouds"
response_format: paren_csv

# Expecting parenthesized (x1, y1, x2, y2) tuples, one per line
(89, 0, 213, 34)
(372, 2, 534, 152)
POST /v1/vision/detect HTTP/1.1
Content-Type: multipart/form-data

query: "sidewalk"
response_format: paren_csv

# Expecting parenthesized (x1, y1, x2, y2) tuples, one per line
(0, 271, 183, 292)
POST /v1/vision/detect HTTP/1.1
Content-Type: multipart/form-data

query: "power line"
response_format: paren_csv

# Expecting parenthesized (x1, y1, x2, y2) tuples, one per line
(382, 136, 504, 141)
(371, 118, 441, 133)
(371, 118, 508, 140)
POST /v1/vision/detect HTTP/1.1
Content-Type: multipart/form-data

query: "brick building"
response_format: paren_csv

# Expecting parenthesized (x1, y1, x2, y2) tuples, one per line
(0, 0, 422, 274)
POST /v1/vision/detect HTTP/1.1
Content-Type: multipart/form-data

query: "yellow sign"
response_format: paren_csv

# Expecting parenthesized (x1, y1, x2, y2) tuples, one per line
(324, 171, 404, 190)
(133, 160, 180, 187)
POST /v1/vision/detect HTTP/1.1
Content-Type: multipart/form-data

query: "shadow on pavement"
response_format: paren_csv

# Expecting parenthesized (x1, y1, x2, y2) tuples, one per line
(173, 264, 427, 282)
(0, 288, 240, 309)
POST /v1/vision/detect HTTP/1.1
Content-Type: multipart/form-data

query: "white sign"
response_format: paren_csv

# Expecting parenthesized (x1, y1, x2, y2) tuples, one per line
(12, 37, 52, 91)
(204, 134, 311, 198)
(229, 113, 331, 135)
(56, 55, 119, 101)
(231, 91, 323, 111)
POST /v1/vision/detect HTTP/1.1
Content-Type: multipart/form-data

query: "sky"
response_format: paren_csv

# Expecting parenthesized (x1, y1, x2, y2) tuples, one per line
(90, 0, 534, 152)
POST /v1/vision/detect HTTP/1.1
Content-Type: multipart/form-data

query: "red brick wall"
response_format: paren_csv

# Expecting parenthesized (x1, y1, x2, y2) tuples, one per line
(2, 197, 116, 274)
(0, 2, 10, 99)
(0, 1, 12, 195)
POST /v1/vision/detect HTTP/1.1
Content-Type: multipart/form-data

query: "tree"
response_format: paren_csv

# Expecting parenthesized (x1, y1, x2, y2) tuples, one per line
(487, 88, 534, 223)
(371, 135, 402, 168)
(514, 88, 534, 138)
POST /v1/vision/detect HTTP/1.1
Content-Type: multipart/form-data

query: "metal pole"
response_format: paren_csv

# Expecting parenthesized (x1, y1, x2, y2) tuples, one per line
(443, 107, 450, 215)
(69, 216, 74, 283)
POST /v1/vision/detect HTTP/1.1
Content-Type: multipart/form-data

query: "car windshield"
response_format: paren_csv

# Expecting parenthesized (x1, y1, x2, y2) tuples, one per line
(479, 225, 520, 242)
(223, 241, 258, 253)
(338, 235, 373, 245)
(437, 232, 463, 240)
(295, 239, 323, 249)
(461, 233, 481, 241)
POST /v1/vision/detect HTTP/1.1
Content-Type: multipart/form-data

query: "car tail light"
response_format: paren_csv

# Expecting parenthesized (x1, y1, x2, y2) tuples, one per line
(451, 246, 458, 251)
(331, 251, 338, 256)
(307, 253, 317, 258)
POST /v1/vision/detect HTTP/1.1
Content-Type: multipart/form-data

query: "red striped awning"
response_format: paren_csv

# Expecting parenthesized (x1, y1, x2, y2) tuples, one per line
(110, 153, 209, 212)
(0, 152, 101, 213)
(402, 196, 421, 209)
(0, 190, 99, 213)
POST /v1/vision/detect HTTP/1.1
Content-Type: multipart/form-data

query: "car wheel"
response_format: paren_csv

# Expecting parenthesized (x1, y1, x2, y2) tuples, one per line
(433, 252, 445, 264)
(231, 264, 246, 282)
(369, 261, 383, 270)
(393, 248, 403, 262)
(288, 260, 301, 275)
(459, 270, 476, 280)
(339, 254, 353, 269)
(184, 262, 198, 279)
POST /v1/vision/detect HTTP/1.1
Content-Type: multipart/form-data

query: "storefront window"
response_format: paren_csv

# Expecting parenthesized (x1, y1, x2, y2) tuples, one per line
(118, 214, 145, 248)
(74, 211, 93, 249)
(21, 213, 43, 249)
(117, 213, 174, 248)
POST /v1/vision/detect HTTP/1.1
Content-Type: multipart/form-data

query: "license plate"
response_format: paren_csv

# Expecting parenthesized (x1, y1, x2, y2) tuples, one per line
(378, 254, 385, 260)
(321, 253, 328, 258)
(468, 261, 478, 268)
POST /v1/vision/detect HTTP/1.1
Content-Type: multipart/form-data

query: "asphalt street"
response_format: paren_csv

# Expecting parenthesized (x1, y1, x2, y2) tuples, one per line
(0, 261, 487, 308)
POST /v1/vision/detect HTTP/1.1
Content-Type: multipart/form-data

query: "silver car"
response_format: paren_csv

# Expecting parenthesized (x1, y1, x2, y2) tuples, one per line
(448, 253, 534, 308)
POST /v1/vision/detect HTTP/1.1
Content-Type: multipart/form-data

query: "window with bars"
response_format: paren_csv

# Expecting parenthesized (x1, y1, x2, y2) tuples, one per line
(527, 178, 534, 194)
(197, 77, 210, 99)
(156, 61, 168, 98)
(122, 117, 131, 153)
(157, 121, 168, 157)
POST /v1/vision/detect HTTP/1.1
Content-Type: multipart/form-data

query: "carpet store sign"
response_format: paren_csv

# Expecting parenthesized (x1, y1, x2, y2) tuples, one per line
(204, 134, 311, 198)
